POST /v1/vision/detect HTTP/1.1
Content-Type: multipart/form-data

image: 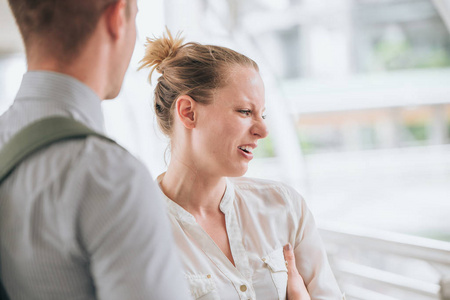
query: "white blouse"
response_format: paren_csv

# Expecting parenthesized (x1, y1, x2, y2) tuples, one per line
(158, 176, 343, 300)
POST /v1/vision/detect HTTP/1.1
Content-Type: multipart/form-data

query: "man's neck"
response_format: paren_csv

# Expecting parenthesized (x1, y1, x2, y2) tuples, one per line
(26, 39, 110, 100)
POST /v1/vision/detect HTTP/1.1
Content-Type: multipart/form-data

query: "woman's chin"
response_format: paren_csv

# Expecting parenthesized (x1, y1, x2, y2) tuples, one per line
(225, 166, 249, 178)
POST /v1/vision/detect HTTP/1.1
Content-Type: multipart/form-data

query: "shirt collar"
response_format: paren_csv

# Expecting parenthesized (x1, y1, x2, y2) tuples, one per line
(15, 71, 105, 132)
(156, 174, 236, 224)
(219, 178, 235, 214)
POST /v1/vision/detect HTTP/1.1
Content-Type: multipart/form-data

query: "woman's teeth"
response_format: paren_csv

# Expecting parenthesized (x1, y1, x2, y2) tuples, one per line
(238, 146, 252, 153)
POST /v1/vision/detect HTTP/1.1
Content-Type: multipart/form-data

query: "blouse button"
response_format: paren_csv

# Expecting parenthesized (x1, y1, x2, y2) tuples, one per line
(240, 285, 247, 292)
(206, 274, 211, 279)
(262, 258, 266, 262)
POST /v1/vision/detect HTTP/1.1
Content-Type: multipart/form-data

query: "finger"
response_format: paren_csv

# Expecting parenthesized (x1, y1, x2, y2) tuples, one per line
(283, 243, 311, 300)
(283, 243, 298, 275)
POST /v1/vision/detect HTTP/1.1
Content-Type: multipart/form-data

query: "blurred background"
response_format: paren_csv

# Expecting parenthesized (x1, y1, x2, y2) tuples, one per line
(1, 0, 450, 299)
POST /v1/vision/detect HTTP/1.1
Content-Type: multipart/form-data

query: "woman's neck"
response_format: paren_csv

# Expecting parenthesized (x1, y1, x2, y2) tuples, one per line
(160, 159, 227, 217)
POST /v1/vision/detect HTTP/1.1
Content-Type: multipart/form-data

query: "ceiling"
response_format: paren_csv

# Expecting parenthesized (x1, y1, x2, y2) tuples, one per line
(1, 0, 449, 55)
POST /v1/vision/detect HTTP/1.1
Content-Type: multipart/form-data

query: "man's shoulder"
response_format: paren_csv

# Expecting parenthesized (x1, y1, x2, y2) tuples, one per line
(71, 135, 148, 177)
(11, 134, 149, 188)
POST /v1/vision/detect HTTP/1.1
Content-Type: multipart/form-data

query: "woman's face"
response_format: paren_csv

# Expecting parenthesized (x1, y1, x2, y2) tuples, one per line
(192, 66, 269, 178)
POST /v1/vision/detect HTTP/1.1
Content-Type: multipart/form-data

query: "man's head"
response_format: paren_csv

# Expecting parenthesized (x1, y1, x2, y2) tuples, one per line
(8, 0, 137, 99)
(8, 0, 128, 61)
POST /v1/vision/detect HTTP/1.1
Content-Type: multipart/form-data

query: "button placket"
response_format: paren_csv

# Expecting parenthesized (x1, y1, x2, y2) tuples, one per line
(225, 205, 257, 299)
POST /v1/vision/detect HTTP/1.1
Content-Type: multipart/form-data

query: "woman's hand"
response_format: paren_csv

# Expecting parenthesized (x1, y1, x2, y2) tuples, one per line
(283, 243, 311, 300)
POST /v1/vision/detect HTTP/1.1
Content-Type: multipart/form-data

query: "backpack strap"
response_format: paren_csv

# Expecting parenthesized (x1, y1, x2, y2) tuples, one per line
(0, 116, 115, 184)
(0, 116, 116, 299)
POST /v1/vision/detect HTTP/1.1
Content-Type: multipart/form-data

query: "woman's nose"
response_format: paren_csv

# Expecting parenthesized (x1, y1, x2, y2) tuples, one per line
(251, 118, 269, 139)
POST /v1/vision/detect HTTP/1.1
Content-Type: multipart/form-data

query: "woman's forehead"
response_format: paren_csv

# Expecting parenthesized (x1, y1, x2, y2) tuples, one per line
(218, 68, 263, 95)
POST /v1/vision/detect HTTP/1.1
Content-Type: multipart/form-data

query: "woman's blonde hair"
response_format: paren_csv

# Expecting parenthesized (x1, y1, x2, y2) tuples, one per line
(139, 29, 259, 136)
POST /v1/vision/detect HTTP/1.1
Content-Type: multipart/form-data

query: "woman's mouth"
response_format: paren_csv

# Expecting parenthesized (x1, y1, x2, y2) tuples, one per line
(238, 145, 253, 154)
(238, 144, 256, 160)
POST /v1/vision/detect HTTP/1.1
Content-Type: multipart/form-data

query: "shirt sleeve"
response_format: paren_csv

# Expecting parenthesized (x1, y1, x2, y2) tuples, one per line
(74, 141, 192, 300)
(284, 184, 344, 300)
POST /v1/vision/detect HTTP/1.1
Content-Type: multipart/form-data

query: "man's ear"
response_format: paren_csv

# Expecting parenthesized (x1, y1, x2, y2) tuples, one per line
(176, 95, 196, 129)
(104, 0, 127, 40)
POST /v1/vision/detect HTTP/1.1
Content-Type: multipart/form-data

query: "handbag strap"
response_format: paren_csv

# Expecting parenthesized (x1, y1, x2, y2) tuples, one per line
(0, 116, 116, 299)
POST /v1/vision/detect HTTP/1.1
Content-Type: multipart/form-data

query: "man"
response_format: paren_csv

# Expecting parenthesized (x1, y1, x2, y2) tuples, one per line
(0, 0, 191, 299)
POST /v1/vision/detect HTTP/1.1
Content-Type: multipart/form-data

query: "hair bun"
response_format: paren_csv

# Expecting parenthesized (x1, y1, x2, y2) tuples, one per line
(139, 28, 184, 81)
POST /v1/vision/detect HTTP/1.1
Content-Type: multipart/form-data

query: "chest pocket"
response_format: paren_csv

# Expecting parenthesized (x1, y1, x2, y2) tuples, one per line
(262, 247, 288, 300)
(185, 274, 221, 300)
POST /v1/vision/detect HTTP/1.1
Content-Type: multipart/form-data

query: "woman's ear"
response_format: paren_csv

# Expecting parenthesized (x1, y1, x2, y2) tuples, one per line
(175, 95, 196, 129)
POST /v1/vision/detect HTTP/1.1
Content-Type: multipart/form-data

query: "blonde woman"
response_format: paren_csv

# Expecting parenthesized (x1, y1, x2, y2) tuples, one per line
(139, 31, 344, 300)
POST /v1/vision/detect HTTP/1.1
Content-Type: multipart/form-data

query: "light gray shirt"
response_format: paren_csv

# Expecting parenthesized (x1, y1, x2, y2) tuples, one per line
(0, 71, 191, 300)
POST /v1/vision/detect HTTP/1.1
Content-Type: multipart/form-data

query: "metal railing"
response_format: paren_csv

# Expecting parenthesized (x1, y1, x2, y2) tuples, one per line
(319, 223, 450, 300)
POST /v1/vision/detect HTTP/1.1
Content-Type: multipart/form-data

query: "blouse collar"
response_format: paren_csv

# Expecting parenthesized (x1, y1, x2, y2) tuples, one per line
(156, 173, 236, 225)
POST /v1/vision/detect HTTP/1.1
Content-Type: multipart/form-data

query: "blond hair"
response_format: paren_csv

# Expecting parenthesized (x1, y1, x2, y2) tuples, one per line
(139, 29, 259, 136)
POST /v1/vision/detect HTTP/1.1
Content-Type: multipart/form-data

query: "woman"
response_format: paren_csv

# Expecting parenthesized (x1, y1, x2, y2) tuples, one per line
(139, 31, 344, 300)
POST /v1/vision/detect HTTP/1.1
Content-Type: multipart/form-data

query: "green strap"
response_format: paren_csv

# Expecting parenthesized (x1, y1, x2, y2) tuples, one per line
(0, 283, 8, 300)
(0, 116, 115, 184)
(0, 117, 115, 299)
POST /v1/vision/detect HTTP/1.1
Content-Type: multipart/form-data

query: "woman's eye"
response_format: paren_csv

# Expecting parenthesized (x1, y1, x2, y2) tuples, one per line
(239, 110, 252, 116)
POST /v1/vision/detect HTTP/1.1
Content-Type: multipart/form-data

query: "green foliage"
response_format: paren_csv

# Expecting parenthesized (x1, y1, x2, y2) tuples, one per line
(373, 40, 450, 71)
(360, 126, 377, 149)
(412, 231, 450, 242)
(374, 40, 413, 70)
(253, 134, 276, 158)
(415, 49, 450, 68)
(447, 121, 450, 140)
(405, 123, 428, 142)
(297, 132, 316, 154)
